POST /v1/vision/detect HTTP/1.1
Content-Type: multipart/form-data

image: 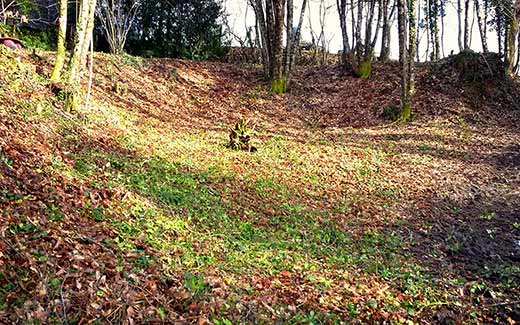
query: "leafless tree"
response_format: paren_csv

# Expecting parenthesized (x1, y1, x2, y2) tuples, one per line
(96, 0, 140, 54)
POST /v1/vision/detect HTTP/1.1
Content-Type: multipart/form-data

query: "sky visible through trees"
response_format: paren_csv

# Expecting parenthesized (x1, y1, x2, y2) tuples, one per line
(225, 0, 499, 60)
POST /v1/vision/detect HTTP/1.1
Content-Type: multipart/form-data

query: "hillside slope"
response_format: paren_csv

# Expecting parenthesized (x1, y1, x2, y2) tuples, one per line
(1, 47, 519, 323)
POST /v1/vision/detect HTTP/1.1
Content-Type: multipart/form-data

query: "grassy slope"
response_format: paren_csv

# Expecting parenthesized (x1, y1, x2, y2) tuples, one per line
(0, 47, 519, 323)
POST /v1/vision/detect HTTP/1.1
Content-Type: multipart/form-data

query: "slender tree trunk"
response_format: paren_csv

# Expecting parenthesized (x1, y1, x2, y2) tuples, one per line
(69, 0, 91, 85)
(497, 4, 503, 55)
(409, 0, 417, 94)
(506, 0, 519, 75)
(475, 0, 488, 52)
(364, 0, 376, 57)
(425, 0, 431, 59)
(441, 0, 445, 57)
(351, 0, 357, 51)
(80, 0, 97, 68)
(380, 0, 390, 61)
(398, 0, 410, 119)
(288, 0, 308, 85)
(338, 0, 351, 65)
(463, 0, 470, 49)
(251, 0, 270, 76)
(284, 0, 293, 78)
(469, 2, 476, 48)
(51, 0, 67, 81)
(514, 34, 520, 74)
(457, 0, 463, 51)
(433, 0, 440, 59)
(355, 0, 363, 58)
(271, 0, 286, 92)
(370, 0, 383, 51)
(416, 0, 421, 61)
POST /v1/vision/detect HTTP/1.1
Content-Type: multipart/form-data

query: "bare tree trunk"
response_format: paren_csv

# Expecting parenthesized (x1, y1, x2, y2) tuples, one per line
(287, 0, 308, 85)
(80, 0, 97, 68)
(51, 0, 67, 81)
(355, 0, 363, 58)
(370, 0, 383, 51)
(506, 0, 519, 75)
(409, 0, 417, 99)
(514, 34, 520, 74)
(250, 0, 270, 76)
(475, 0, 488, 52)
(425, 0, 431, 59)
(380, 0, 391, 61)
(398, 0, 410, 119)
(364, 0, 376, 57)
(433, 0, 440, 59)
(338, 0, 351, 64)
(252, 0, 287, 93)
(463, 0, 470, 49)
(351, 0, 357, 51)
(497, 4, 503, 55)
(457, 0, 463, 51)
(284, 0, 293, 78)
(68, 0, 91, 84)
(469, 2, 475, 48)
(416, 0, 421, 60)
(441, 0, 445, 57)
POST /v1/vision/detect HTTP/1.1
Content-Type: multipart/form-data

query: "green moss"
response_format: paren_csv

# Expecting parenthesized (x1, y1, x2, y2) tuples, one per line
(271, 75, 287, 94)
(354, 58, 373, 79)
(401, 102, 411, 121)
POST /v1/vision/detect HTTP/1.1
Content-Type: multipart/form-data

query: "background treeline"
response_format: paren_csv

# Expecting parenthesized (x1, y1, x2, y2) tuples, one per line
(0, 0, 228, 59)
(2, 0, 519, 120)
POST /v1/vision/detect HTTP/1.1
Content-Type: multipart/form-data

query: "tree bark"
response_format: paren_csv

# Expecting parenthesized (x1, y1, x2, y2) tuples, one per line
(68, 0, 91, 85)
(409, 0, 417, 96)
(433, 0, 440, 59)
(51, 0, 67, 81)
(457, 0, 463, 51)
(338, 0, 351, 64)
(463, 0, 470, 49)
(284, 0, 293, 78)
(380, 0, 390, 61)
(398, 0, 410, 119)
(289, 0, 308, 68)
(475, 0, 488, 52)
(506, 0, 520, 75)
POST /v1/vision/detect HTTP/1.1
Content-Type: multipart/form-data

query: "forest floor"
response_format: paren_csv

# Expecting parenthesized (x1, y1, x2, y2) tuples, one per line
(0, 47, 519, 324)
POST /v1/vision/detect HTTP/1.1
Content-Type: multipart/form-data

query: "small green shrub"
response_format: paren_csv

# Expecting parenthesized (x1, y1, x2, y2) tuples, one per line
(358, 59, 373, 79)
(382, 105, 400, 121)
(228, 118, 257, 152)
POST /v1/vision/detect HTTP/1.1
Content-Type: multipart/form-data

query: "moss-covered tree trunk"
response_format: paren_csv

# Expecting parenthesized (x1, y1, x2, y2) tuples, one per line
(398, 0, 411, 120)
(68, 0, 91, 85)
(270, 0, 286, 94)
(51, 0, 68, 81)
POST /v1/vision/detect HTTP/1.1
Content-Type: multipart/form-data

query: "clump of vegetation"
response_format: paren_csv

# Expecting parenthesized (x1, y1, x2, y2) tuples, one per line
(228, 118, 257, 152)
(353, 57, 373, 79)
(382, 104, 401, 121)
(450, 50, 504, 83)
(0, 24, 56, 50)
(271, 76, 287, 94)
